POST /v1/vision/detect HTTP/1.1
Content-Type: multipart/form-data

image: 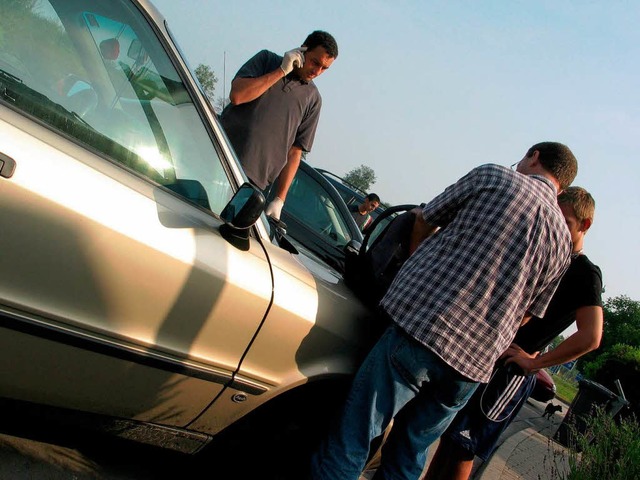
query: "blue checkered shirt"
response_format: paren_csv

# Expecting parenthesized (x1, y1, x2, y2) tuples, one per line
(381, 164, 572, 382)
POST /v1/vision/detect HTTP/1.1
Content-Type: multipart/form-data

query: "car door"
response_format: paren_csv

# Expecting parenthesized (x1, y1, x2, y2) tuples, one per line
(271, 162, 363, 274)
(0, 0, 271, 427)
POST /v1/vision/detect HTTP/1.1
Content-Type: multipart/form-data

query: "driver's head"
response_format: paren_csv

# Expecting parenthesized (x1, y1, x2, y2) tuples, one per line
(363, 193, 381, 212)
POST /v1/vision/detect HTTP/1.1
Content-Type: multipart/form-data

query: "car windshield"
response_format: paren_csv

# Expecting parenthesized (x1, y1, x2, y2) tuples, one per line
(0, 0, 233, 213)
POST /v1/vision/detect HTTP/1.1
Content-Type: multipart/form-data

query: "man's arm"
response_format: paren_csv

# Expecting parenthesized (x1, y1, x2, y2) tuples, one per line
(409, 207, 438, 254)
(229, 47, 305, 105)
(274, 145, 302, 201)
(229, 70, 284, 105)
(520, 313, 533, 326)
(264, 146, 303, 220)
(504, 305, 603, 373)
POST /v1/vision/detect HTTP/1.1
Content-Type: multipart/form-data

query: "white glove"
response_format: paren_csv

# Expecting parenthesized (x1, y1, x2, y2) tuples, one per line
(265, 197, 285, 220)
(280, 47, 307, 76)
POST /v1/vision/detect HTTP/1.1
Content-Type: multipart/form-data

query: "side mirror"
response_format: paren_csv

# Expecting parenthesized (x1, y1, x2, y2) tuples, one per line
(220, 183, 265, 228)
(219, 183, 265, 250)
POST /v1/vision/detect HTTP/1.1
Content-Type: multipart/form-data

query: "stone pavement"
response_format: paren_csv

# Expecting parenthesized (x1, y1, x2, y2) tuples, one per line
(476, 406, 571, 480)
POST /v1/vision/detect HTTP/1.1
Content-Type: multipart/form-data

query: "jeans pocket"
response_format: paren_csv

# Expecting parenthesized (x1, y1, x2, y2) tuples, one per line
(389, 331, 430, 391)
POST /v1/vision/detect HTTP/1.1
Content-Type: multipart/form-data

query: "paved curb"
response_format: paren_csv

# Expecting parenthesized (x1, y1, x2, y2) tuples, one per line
(476, 427, 540, 479)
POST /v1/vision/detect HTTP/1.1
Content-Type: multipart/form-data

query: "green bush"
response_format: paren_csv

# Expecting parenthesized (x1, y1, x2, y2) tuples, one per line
(563, 406, 640, 479)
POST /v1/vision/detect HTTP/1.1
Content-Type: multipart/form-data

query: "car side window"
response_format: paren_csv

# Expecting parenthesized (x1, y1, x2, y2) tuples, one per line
(284, 169, 353, 249)
(0, 0, 233, 214)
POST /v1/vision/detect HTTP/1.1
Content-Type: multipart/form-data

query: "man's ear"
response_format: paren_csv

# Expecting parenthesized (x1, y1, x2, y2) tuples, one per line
(581, 217, 593, 232)
(528, 150, 541, 167)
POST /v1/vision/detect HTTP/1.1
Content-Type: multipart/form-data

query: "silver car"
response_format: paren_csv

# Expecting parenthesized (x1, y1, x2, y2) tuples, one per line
(0, 0, 372, 474)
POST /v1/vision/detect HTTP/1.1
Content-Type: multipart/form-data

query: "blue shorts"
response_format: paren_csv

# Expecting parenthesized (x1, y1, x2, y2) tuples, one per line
(444, 365, 537, 461)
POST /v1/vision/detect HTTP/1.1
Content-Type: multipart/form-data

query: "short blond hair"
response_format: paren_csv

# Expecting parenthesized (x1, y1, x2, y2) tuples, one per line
(558, 186, 595, 224)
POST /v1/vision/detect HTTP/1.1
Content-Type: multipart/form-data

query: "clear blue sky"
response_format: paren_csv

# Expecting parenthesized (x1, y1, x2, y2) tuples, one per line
(153, 0, 639, 305)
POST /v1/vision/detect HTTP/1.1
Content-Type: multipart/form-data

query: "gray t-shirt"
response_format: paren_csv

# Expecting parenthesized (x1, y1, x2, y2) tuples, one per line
(220, 50, 322, 189)
(349, 204, 372, 231)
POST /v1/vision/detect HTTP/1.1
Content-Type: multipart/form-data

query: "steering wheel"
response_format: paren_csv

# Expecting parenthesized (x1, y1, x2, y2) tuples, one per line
(359, 204, 418, 256)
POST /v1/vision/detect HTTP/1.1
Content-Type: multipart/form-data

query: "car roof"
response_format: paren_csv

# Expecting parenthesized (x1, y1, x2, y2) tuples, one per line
(315, 168, 370, 200)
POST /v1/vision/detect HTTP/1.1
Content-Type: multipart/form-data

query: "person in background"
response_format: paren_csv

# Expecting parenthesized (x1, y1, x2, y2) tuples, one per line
(350, 193, 380, 231)
(309, 142, 578, 480)
(422, 186, 603, 480)
(220, 31, 338, 221)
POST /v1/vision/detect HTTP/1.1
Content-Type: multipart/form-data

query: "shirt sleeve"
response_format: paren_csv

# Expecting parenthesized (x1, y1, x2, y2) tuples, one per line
(420, 166, 481, 227)
(234, 50, 278, 79)
(575, 262, 604, 308)
(527, 254, 571, 318)
(293, 93, 322, 152)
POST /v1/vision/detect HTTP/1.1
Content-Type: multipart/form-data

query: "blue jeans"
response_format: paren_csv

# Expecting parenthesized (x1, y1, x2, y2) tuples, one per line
(310, 324, 479, 480)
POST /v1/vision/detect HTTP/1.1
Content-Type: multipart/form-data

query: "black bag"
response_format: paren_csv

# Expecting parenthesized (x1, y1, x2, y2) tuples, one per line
(344, 204, 418, 309)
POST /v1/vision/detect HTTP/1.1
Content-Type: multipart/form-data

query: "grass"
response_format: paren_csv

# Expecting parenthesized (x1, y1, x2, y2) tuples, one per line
(552, 371, 579, 404)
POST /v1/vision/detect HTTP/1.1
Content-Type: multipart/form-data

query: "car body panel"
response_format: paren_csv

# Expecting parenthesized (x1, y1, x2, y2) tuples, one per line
(0, 0, 371, 447)
(0, 105, 272, 425)
(532, 369, 556, 403)
(189, 244, 372, 434)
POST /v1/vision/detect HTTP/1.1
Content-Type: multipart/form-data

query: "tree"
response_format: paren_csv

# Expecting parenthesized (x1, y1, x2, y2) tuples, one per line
(578, 295, 640, 419)
(601, 295, 640, 349)
(215, 96, 229, 114)
(194, 63, 218, 101)
(344, 165, 376, 192)
(579, 295, 640, 369)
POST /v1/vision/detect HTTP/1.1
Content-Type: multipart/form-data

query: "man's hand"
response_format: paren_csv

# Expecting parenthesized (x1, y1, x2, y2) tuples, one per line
(280, 47, 307, 75)
(502, 343, 540, 375)
(265, 197, 284, 220)
(409, 207, 438, 255)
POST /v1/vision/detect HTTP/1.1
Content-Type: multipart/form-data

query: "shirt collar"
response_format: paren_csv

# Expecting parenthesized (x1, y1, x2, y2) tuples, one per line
(528, 174, 558, 195)
(284, 72, 311, 85)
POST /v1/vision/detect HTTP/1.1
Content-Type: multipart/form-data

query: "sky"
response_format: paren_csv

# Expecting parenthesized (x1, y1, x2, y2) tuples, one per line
(152, 0, 639, 306)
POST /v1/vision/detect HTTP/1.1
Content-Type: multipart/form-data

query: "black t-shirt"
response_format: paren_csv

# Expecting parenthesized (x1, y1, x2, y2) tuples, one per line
(514, 254, 603, 353)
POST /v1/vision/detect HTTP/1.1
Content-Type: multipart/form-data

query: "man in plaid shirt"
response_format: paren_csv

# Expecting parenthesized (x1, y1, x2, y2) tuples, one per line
(310, 142, 578, 480)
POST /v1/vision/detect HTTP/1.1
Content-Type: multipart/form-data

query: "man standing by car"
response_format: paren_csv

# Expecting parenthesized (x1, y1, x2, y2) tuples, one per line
(422, 186, 604, 480)
(220, 31, 338, 221)
(349, 193, 380, 231)
(309, 141, 578, 480)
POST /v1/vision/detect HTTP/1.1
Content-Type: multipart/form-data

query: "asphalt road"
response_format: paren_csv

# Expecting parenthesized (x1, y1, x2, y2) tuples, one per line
(0, 420, 199, 479)
(0, 398, 563, 479)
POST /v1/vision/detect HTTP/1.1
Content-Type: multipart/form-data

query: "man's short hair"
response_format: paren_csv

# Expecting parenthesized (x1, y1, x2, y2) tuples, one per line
(303, 31, 338, 58)
(366, 193, 380, 203)
(526, 142, 578, 190)
(558, 186, 595, 224)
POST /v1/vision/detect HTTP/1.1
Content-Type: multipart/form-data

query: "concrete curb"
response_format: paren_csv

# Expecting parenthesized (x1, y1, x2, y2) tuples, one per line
(476, 416, 570, 479)
(476, 427, 540, 479)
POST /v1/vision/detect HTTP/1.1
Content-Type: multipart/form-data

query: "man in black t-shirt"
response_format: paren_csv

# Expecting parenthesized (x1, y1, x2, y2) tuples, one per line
(422, 186, 603, 480)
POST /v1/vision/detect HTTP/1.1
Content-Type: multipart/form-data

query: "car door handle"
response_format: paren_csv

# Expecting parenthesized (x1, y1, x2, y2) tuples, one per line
(0, 151, 16, 178)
